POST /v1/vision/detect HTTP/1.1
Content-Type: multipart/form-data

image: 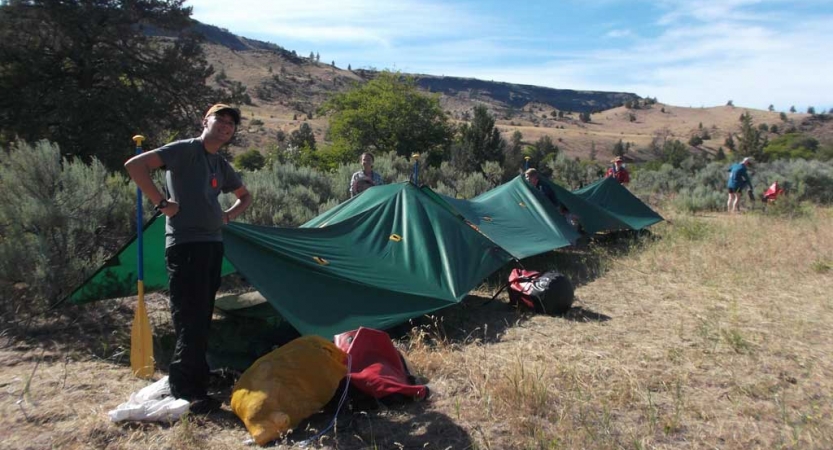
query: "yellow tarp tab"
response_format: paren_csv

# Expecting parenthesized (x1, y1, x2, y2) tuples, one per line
(230, 336, 347, 446)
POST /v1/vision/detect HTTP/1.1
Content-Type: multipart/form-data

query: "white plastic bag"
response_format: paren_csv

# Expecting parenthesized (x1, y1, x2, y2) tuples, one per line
(108, 376, 190, 422)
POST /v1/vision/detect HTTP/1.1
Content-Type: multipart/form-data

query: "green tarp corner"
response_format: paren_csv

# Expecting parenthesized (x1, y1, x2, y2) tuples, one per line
(420, 177, 580, 259)
(67, 215, 236, 305)
(573, 177, 664, 230)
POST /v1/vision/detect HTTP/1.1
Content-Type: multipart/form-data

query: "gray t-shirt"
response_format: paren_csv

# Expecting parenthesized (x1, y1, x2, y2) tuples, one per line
(153, 138, 242, 248)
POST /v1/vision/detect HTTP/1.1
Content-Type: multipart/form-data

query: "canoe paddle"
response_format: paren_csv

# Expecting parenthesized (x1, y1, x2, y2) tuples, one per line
(130, 134, 154, 379)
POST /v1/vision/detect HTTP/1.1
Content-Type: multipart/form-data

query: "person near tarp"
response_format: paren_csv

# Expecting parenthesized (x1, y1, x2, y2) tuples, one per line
(349, 152, 384, 197)
(124, 103, 252, 414)
(524, 168, 559, 205)
(606, 156, 630, 185)
(727, 157, 754, 213)
(525, 169, 583, 233)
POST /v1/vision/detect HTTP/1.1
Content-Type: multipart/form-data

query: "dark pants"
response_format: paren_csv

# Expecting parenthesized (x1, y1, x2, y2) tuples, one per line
(165, 241, 224, 400)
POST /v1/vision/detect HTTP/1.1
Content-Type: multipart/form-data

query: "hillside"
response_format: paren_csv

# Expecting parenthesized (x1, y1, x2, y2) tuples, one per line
(187, 22, 827, 163)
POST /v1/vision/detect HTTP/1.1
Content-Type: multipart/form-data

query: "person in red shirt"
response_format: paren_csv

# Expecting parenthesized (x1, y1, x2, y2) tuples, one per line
(606, 156, 630, 185)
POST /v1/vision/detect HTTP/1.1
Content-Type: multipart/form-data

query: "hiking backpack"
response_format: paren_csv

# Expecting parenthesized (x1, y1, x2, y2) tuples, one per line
(508, 268, 575, 315)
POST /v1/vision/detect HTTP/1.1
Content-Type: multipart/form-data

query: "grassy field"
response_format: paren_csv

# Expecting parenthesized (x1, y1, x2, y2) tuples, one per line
(2, 207, 831, 449)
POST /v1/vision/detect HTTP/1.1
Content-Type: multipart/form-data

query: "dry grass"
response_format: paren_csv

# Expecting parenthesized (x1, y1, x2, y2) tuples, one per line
(495, 104, 811, 162)
(2, 208, 832, 449)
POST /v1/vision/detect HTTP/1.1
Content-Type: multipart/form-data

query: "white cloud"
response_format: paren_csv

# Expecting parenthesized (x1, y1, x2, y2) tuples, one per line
(189, 0, 833, 110)
(605, 29, 634, 38)
(191, 0, 491, 44)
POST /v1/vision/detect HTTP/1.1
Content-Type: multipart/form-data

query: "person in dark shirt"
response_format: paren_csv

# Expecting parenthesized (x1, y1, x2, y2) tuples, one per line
(124, 103, 252, 414)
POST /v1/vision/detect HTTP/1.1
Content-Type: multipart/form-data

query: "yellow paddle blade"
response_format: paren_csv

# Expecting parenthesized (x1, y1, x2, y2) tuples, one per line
(130, 282, 154, 379)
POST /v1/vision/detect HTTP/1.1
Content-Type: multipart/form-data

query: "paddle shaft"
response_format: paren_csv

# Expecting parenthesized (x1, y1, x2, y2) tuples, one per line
(130, 135, 153, 379)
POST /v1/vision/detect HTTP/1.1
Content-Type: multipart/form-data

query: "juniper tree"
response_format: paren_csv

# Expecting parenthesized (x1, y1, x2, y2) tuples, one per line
(689, 135, 704, 147)
(724, 135, 736, 151)
(288, 122, 316, 151)
(452, 105, 506, 172)
(613, 139, 628, 157)
(737, 112, 768, 161)
(0, 0, 225, 170)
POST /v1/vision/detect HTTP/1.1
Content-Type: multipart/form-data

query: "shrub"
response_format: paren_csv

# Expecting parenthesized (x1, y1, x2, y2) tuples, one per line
(630, 159, 833, 213)
(688, 136, 703, 147)
(234, 163, 342, 227)
(0, 141, 133, 319)
(764, 133, 819, 160)
(763, 195, 814, 219)
(672, 185, 726, 213)
(236, 149, 266, 171)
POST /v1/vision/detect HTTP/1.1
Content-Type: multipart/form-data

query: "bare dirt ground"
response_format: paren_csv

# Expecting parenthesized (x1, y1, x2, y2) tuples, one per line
(2, 207, 832, 449)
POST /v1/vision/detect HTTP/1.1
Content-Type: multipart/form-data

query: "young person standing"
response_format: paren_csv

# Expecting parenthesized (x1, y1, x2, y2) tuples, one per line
(124, 104, 252, 413)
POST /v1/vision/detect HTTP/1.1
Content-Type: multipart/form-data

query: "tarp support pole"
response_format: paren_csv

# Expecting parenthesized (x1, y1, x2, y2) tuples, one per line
(411, 153, 421, 185)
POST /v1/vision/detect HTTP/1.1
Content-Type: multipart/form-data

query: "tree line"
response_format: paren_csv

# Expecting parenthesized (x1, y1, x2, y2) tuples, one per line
(0, 0, 242, 169)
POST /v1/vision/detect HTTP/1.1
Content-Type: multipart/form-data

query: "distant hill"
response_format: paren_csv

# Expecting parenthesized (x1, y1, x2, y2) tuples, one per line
(151, 21, 827, 162)
(411, 75, 638, 113)
(184, 22, 638, 114)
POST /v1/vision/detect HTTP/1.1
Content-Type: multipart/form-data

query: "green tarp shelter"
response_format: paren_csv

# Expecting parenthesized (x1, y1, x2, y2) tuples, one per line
(573, 177, 664, 230)
(66, 176, 663, 337)
(223, 183, 512, 336)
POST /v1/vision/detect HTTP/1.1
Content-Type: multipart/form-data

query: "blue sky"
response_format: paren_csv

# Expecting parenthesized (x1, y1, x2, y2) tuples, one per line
(189, 0, 832, 112)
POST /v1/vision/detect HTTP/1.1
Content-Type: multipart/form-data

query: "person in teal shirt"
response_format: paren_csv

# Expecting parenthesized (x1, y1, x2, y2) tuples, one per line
(727, 157, 753, 213)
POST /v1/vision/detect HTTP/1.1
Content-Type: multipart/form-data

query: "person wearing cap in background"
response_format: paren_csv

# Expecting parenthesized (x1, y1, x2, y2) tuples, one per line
(606, 156, 630, 185)
(349, 152, 384, 197)
(727, 156, 754, 213)
(124, 103, 252, 414)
